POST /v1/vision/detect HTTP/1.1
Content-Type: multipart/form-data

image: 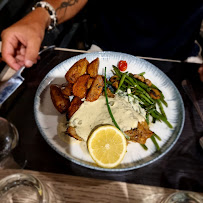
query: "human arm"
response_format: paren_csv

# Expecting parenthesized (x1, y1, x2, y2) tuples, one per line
(1, 0, 88, 70)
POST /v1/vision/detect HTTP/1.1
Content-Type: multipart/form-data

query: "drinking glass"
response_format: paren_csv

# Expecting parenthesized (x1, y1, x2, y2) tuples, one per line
(161, 191, 203, 203)
(0, 117, 19, 169)
(0, 173, 56, 203)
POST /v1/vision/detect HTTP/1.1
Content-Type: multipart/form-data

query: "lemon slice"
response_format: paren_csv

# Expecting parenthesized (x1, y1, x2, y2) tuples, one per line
(87, 125, 127, 168)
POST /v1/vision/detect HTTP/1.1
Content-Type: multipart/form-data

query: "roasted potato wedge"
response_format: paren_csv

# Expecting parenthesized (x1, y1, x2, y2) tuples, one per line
(87, 77, 94, 89)
(50, 84, 70, 113)
(72, 74, 90, 99)
(68, 96, 83, 119)
(86, 75, 104, 102)
(66, 126, 83, 141)
(87, 57, 99, 77)
(61, 82, 73, 98)
(65, 58, 89, 83)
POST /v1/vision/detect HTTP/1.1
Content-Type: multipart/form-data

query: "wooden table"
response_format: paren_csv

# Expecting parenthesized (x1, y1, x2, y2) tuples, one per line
(0, 48, 203, 201)
(1, 169, 202, 202)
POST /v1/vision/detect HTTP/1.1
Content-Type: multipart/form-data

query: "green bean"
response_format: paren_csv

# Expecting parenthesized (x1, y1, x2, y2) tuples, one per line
(152, 116, 157, 123)
(121, 83, 127, 89)
(146, 113, 150, 125)
(138, 72, 145, 76)
(112, 65, 122, 77)
(133, 93, 150, 106)
(146, 104, 156, 112)
(104, 67, 130, 140)
(115, 72, 127, 93)
(151, 83, 168, 107)
(120, 86, 126, 91)
(128, 94, 144, 104)
(153, 133, 162, 141)
(151, 109, 173, 128)
(155, 110, 172, 128)
(126, 75, 137, 86)
(124, 78, 134, 86)
(160, 97, 168, 107)
(139, 94, 154, 105)
(149, 110, 161, 122)
(156, 99, 167, 118)
(140, 144, 148, 150)
(151, 135, 160, 151)
(137, 80, 151, 92)
(129, 74, 151, 92)
(150, 83, 167, 102)
(151, 83, 162, 92)
(125, 76, 153, 101)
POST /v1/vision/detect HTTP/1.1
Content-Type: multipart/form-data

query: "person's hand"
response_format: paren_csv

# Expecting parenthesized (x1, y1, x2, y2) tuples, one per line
(198, 64, 203, 82)
(1, 8, 50, 70)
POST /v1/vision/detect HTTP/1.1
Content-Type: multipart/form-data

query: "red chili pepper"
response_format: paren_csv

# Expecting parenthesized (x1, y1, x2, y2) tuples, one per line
(118, 60, 127, 71)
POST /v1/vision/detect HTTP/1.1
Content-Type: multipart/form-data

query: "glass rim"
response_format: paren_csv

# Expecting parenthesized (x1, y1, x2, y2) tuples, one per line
(0, 173, 51, 203)
(162, 191, 203, 203)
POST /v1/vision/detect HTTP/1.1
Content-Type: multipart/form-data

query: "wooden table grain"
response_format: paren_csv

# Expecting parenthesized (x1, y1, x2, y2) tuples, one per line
(1, 169, 202, 203)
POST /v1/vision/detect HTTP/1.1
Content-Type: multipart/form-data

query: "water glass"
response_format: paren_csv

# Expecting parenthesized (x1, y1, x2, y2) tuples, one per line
(161, 191, 203, 203)
(0, 173, 56, 203)
(0, 117, 19, 168)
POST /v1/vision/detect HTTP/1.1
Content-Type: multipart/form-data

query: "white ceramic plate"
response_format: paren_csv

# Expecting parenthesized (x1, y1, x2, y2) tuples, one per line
(34, 51, 185, 171)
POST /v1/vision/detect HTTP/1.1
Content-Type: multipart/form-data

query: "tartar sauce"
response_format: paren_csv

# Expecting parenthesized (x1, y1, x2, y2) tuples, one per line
(69, 95, 146, 141)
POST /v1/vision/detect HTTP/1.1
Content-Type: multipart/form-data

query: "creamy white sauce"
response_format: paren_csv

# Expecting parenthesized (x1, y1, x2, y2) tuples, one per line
(69, 95, 146, 141)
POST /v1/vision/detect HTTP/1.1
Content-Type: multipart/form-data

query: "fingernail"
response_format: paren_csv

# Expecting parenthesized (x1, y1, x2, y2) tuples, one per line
(25, 60, 34, 67)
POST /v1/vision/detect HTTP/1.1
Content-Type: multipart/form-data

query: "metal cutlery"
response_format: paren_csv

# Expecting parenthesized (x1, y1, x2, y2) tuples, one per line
(0, 45, 55, 105)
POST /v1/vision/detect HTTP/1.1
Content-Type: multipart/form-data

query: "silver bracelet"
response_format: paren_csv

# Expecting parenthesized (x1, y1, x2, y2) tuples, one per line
(32, 1, 57, 31)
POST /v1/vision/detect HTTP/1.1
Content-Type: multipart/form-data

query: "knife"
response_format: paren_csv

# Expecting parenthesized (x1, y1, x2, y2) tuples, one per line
(0, 45, 55, 105)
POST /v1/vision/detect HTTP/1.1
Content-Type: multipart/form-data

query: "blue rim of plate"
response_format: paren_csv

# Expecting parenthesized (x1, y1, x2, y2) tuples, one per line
(34, 51, 185, 172)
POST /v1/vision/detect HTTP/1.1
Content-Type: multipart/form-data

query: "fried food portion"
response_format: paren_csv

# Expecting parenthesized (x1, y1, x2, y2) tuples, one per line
(133, 74, 152, 86)
(133, 74, 145, 82)
(124, 121, 153, 144)
(50, 84, 70, 113)
(149, 88, 161, 100)
(102, 87, 115, 98)
(65, 58, 89, 83)
(72, 74, 90, 99)
(109, 75, 119, 89)
(87, 57, 99, 77)
(61, 82, 73, 98)
(86, 75, 104, 102)
(67, 96, 83, 119)
(110, 75, 119, 83)
(66, 126, 83, 141)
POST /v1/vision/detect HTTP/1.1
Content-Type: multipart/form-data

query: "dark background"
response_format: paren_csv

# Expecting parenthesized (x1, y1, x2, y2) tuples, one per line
(0, 0, 202, 56)
(0, 0, 92, 50)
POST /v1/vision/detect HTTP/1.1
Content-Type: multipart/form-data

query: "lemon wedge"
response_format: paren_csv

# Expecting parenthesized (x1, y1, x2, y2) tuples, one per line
(87, 125, 127, 168)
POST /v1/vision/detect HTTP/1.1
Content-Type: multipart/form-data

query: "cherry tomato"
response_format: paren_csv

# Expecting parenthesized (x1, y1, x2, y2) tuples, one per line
(118, 60, 127, 71)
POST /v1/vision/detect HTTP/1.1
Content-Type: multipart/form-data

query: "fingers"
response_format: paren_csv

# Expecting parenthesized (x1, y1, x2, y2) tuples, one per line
(1, 29, 41, 70)
(1, 35, 22, 70)
(24, 39, 41, 67)
(1, 12, 45, 70)
(198, 65, 203, 82)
